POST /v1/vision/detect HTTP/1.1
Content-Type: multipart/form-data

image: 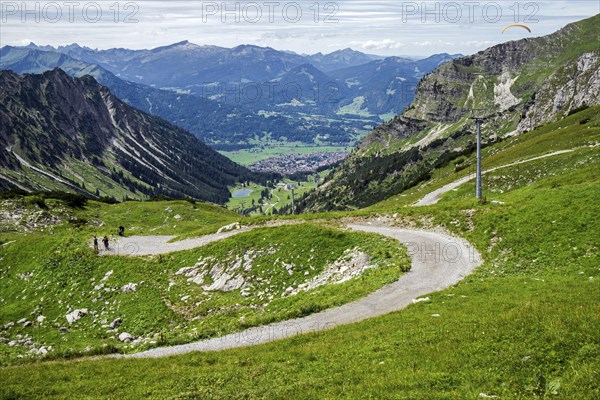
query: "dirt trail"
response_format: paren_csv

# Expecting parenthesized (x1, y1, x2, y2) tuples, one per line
(101, 228, 251, 256)
(414, 149, 575, 206)
(107, 223, 482, 359)
(99, 221, 306, 256)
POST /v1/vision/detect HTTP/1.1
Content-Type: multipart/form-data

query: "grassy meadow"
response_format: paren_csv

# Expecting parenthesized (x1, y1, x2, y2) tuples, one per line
(1, 108, 599, 398)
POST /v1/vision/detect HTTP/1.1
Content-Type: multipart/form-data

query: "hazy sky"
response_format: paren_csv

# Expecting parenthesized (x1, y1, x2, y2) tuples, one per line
(1, 1, 598, 56)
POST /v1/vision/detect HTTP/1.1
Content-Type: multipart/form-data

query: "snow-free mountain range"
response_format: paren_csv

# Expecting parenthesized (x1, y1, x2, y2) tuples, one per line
(0, 43, 460, 148)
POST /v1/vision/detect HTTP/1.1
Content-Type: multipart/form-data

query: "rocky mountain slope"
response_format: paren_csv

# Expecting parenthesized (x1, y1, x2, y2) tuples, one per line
(301, 14, 600, 211)
(0, 69, 269, 202)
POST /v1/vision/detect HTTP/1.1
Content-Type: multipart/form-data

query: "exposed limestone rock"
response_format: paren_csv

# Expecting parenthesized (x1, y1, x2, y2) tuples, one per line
(217, 222, 241, 234)
(65, 308, 88, 324)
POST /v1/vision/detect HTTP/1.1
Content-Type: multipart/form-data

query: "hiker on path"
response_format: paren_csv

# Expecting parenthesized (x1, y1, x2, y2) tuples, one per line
(93, 236, 99, 253)
(102, 236, 110, 251)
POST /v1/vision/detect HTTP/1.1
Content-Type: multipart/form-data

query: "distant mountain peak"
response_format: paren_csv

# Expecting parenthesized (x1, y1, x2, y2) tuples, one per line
(232, 44, 272, 52)
(333, 48, 358, 54)
(53, 43, 98, 53)
(172, 40, 191, 46)
(426, 52, 463, 59)
(150, 40, 200, 52)
(307, 48, 381, 72)
(61, 43, 83, 49)
(23, 42, 56, 52)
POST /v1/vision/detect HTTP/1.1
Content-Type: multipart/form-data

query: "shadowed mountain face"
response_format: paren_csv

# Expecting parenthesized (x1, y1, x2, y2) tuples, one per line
(0, 69, 270, 203)
(300, 14, 600, 211)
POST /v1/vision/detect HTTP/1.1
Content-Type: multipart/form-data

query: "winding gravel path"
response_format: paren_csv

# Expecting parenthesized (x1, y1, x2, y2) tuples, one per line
(414, 149, 575, 206)
(101, 228, 252, 256)
(95, 149, 582, 358)
(107, 223, 482, 359)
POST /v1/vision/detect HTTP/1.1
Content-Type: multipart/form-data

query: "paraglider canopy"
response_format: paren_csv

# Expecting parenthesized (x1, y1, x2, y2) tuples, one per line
(501, 24, 532, 34)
